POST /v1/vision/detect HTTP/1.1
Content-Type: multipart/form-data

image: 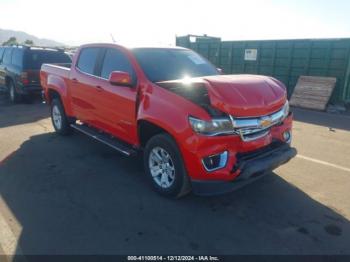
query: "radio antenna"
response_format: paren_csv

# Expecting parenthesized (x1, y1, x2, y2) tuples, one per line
(110, 34, 116, 43)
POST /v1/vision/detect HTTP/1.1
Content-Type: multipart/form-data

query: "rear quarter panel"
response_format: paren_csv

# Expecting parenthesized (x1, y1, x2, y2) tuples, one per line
(40, 64, 73, 116)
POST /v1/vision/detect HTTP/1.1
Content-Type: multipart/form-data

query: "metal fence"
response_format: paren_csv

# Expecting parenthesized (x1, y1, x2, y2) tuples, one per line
(176, 35, 350, 104)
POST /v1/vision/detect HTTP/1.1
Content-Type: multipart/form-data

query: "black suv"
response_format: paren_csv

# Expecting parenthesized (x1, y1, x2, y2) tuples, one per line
(0, 45, 71, 103)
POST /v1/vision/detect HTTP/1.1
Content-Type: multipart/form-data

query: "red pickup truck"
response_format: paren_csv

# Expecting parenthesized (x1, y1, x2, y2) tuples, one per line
(40, 43, 296, 198)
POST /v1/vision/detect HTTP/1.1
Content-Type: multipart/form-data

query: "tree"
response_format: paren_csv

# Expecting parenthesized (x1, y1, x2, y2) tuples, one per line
(2, 36, 18, 46)
(24, 39, 34, 46)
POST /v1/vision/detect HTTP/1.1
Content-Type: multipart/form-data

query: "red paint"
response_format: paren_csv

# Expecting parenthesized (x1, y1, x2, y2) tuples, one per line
(40, 43, 293, 182)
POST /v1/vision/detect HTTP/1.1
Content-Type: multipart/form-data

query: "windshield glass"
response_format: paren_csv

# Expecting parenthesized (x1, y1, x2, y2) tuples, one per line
(24, 50, 71, 70)
(131, 48, 219, 82)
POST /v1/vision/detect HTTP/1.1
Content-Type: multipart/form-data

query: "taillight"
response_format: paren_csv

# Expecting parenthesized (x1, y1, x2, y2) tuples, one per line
(21, 72, 29, 85)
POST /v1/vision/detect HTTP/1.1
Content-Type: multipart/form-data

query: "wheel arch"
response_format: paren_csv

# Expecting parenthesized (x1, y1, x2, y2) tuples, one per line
(137, 119, 177, 148)
(45, 74, 73, 116)
(47, 89, 62, 103)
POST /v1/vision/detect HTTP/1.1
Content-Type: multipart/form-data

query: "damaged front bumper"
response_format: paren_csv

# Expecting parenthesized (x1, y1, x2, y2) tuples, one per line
(191, 141, 297, 196)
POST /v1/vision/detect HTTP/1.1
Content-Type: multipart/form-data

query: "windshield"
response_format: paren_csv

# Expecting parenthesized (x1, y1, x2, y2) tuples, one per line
(131, 48, 219, 82)
(24, 50, 71, 70)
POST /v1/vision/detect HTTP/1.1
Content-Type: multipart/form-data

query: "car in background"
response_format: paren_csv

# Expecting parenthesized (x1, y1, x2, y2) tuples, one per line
(0, 46, 4, 92)
(0, 45, 71, 103)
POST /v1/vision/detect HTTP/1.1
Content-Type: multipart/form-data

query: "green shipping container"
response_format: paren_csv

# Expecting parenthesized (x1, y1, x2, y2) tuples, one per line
(176, 35, 350, 104)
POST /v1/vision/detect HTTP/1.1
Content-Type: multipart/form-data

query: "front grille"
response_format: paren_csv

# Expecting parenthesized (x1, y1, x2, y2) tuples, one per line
(232, 140, 286, 173)
(238, 128, 270, 142)
(230, 105, 286, 142)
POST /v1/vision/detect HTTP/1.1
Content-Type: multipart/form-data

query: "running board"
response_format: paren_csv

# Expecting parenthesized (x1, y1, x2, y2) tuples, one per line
(70, 123, 137, 156)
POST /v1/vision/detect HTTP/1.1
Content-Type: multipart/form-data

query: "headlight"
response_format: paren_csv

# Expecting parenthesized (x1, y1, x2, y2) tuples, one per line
(189, 116, 234, 136)
(282, 100, 289, 119)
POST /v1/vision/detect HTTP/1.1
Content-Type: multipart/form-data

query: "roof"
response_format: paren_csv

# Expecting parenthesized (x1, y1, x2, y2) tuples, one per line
(78, 43, 187, 51)
(1, 45, 64, 52)
(128, 45, 187, 50)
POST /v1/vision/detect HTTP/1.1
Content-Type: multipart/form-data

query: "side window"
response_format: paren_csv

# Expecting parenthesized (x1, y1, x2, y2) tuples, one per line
(0, 48, 4, 63)
(100, 48, 135, 82)
(3, 48, 13, 65)
(11, 49, 23, 67)
(76, 47, 100, 75)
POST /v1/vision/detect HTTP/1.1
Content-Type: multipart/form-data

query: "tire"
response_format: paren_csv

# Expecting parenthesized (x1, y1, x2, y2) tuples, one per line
(51, 98, 71, 135)
(144, 133, 191, 198)
(8, 80, 21, 103)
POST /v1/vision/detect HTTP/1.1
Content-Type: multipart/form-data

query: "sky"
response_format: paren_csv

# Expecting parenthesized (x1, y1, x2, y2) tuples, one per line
(0, 0, 350, 46)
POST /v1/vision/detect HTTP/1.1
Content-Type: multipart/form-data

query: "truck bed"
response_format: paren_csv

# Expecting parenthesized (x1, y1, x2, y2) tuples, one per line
(41, 63, 71, 75)
(40, 63, 71, 91)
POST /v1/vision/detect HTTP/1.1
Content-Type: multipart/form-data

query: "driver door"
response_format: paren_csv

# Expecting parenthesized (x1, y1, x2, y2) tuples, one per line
(93, 47, 138, 145)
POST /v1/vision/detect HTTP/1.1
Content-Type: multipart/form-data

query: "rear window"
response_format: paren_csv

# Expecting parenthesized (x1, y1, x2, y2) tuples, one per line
(12, 49, 23, 67)
(24, 50, 71, 70)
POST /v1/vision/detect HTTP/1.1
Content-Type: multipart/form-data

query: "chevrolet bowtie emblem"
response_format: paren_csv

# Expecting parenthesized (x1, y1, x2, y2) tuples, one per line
(260, 117, 272, 128)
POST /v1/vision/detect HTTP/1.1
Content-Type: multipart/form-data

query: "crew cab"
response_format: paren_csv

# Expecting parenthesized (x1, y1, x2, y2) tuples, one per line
(40, 43, 296, 198)
(0, 45, 71, 103)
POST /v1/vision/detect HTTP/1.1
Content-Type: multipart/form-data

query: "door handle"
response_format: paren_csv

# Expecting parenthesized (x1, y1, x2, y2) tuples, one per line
(95, 85, 103, 91)
(71, 78, 78, 83)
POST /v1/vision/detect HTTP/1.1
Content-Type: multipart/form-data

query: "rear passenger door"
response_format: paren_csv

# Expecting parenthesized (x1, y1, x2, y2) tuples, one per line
(11, 49, 24, 87)
(94, 47, 138, 144)
(70, 47, 103, 125)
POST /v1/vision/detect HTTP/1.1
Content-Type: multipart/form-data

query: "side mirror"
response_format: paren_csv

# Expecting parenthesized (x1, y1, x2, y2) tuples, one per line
(109, 71, 133, 87)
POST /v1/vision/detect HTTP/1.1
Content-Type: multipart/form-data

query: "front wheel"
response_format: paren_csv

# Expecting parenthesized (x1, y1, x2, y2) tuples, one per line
(51, 98, 71, 135)
(144, 133, 191, 198)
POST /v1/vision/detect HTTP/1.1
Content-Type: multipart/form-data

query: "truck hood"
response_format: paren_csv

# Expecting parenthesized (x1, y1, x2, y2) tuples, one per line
(203, 75, 287, 117)
(157, 75, 287, 117)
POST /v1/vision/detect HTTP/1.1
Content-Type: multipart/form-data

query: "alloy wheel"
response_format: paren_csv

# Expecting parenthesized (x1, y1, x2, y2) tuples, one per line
(148, 146, 176, 189)
(52, 105, 62, 130)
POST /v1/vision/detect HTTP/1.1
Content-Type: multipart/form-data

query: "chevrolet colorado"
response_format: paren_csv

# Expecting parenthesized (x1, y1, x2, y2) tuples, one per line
(40, 43, 296, 198)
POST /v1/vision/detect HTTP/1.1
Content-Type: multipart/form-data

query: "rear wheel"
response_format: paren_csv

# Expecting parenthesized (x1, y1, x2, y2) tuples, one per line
(144, 133, 191, 198)
(51, 98, 71, 135)
(8, 80, 21, 103)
